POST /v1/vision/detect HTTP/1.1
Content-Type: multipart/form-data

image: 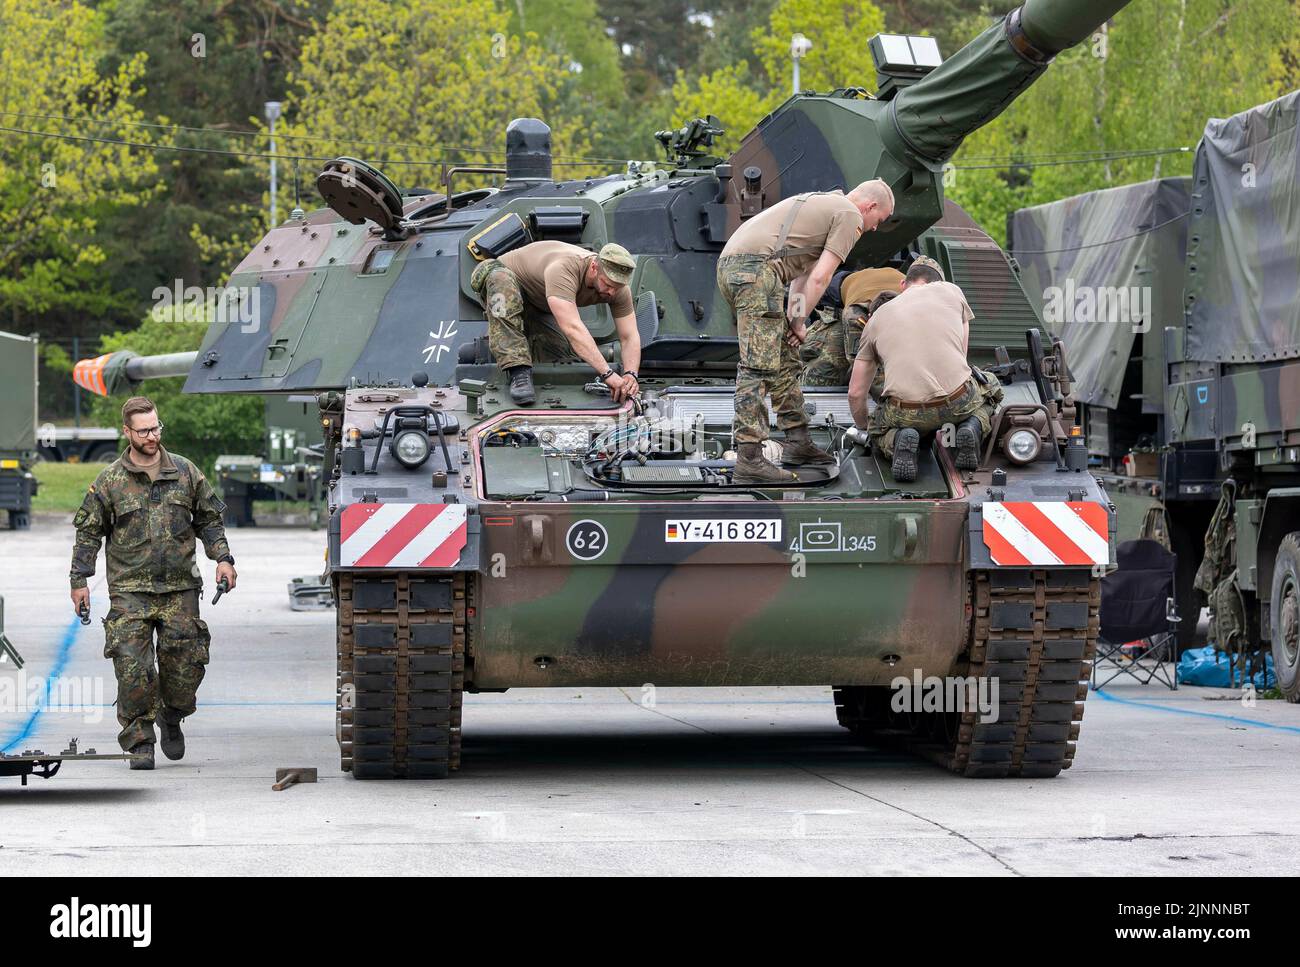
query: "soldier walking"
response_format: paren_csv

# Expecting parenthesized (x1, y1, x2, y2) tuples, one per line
(716, 180, 895, 483)
(69, 397, 236, 770)
(469, 240, 641, 406)
(847, 258, 1003, 482)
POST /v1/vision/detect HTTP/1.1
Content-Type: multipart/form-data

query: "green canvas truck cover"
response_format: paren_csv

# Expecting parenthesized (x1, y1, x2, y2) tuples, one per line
(0, 331, 37, 452)
(1009, 177, 1190, 413)
(1184, 89, 1300, 364)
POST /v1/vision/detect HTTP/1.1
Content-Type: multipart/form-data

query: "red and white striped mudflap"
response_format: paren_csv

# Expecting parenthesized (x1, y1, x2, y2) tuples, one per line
(981, 501, 1109, 567)
(339, 503, 468, 568)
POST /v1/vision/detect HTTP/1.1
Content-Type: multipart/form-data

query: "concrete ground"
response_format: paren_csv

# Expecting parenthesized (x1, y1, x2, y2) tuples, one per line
(2, 514, 1296, 876)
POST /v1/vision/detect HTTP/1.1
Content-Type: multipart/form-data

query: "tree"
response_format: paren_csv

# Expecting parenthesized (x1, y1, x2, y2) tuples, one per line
(98, 0, 327, 306)
(0, 0, 159, 417)
(670, 0, 886, 153)
(267, 0, 603, 205)
(0, 1, 155, 324)
(947, 0, 1300, 240)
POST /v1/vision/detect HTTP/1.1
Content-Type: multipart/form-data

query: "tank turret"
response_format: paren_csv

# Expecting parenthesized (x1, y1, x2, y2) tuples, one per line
(73, 1, 1131, 398)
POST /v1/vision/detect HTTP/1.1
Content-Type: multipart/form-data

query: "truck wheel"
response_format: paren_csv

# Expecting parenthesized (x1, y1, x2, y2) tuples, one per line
(1271, 533, 1300, 703)
(85, 443, 118, 463)
(7, 510, 30, 530)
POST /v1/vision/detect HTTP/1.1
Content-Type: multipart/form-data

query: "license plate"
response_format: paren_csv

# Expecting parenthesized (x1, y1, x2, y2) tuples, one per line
(664, 519, 782, 543)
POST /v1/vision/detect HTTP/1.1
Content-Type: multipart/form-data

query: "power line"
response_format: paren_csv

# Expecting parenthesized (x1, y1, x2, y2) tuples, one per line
(1011, 211, 1190, 254)
(0, 108, 629, 164)
(954, 146, 1193, 170)
(958, 145, 1193, 162)
(0, 123, 459, 168)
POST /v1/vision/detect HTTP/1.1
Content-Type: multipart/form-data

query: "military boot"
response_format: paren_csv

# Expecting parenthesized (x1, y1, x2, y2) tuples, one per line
(733, 443, 798, 485)
(780, 426, 836, 466)
(955, 416, 982, 471)
(128, 742, 155, 771)
(160, 710, 185, 761)
(890, 428, 920, 483)
(507, 365, 536, 405)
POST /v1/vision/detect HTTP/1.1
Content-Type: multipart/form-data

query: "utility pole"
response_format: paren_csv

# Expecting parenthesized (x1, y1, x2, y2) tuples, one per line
(791, 34, 813, 94)
(265, 101, 283, 227)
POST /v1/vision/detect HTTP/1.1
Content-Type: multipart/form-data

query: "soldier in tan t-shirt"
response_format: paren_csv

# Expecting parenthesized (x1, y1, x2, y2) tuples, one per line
(716, 179, 895, 484)
(469, 240, 641, 405)
(847, 257, 1003, 482)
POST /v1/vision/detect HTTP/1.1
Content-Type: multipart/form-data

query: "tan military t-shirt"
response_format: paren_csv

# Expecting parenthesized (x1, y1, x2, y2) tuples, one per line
(855, 281, 975, 402)
(721, 191, 863, 284)
(840, 267, 904, 310)
(498, 241, 635, 316)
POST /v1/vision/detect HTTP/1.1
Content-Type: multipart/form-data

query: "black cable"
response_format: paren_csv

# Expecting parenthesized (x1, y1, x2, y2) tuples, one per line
(958, 145, 1192, 162)
(954, 147, 1191, 170)
(0, 108, 630, 164)
(1011, 211, 1190, 254)
(0, 123, 445, 167)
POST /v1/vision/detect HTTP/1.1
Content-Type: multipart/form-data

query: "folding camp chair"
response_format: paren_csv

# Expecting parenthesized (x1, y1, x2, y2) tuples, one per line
(1092, 539, 1180, 691)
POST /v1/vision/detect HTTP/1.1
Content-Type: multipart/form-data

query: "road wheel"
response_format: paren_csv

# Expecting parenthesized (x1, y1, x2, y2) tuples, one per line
(1271, 533, 1300, 703)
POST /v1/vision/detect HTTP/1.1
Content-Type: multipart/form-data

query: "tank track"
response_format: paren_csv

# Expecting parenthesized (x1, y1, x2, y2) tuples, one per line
(834, 569, 1098, 778)
(335, 571, 468, 779)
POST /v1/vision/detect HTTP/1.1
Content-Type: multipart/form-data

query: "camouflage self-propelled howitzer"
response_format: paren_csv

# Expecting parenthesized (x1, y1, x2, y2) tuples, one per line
(75, 0, 1128, 779)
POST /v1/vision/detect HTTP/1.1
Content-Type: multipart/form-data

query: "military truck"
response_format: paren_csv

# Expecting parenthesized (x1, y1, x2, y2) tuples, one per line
(0, 331, 40, 529)
(1010, 91, 1300, 697)
(216, 396, 325, 527)
(75, 0, 1131, 778)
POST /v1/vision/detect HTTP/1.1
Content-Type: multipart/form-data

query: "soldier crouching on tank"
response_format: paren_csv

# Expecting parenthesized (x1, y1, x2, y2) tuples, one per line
(716, 179, 894, 484)
(469, 240, 641, 406)
(847, 257, 1003, 482)
(801, 266, 905, 386)
(69, 396, 236, 770)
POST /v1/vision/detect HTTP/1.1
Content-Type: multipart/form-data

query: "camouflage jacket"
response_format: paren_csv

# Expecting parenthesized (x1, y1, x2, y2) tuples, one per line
(69, 447, 231, 593)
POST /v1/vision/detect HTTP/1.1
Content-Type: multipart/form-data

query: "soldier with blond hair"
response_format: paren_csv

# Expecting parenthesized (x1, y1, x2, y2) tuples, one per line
(716, 179, 895, 483)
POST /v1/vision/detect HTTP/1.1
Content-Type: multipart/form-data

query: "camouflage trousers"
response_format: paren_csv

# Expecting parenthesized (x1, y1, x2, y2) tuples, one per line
(801, 309, 859, 386)
(470, 259, 576, 370)
(869, 375, 1003, 460)
(717, 254, 808, 444)
(103, 589, 211, 751)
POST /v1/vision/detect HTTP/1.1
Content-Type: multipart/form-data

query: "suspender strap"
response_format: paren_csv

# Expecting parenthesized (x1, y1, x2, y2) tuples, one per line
(771, 193, 822, 259)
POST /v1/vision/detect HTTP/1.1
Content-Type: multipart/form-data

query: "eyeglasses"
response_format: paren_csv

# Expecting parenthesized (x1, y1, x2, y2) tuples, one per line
(128, 423, 165, 438)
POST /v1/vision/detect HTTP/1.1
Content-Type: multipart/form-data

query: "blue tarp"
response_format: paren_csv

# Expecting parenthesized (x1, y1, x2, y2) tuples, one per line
(1177, 645, 1276, 688)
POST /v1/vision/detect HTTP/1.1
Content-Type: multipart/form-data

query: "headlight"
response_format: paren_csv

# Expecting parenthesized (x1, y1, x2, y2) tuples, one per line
(391, 429, 430, 468)
(1003, 428, 1041, 465)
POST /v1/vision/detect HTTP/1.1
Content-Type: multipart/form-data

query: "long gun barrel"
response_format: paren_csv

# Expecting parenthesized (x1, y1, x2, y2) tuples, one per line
(888, 0, 1132, 163)
(73, 350, 198, 396)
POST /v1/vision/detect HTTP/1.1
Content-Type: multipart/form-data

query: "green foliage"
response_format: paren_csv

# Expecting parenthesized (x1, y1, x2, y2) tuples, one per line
(948, 0, 1300, 241)
(670, 0, 886, 154)
(753, 0, 885, 93)
(266, 0, 605, 206)
(32, 461, 104, 514)
(86, 314, 264, 475)
(0, 0, 156, 326)
(98, 0, 324, 298)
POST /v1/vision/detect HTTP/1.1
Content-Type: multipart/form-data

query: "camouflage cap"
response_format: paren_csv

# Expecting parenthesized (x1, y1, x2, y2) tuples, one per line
(908, 255, 945, 280)
(597, 243, 636, 285)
